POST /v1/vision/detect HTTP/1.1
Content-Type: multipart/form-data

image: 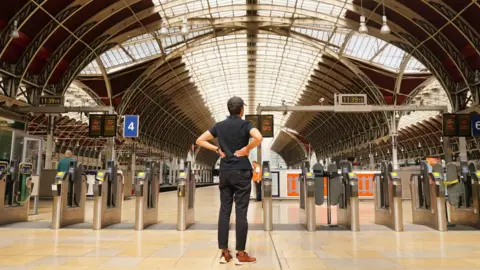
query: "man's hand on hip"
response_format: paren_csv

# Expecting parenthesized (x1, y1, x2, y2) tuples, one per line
(234, 147, 249, 157)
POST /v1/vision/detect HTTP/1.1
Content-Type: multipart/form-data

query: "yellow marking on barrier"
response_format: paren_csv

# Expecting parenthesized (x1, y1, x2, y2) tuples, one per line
(98, 172, 104, 176)
(476, 172, 480, 177)
(391, 172, 398, 177)
(264, 172, 270, 177)
(433, 172, 440, 177)
(179, 191, 182, 196)
(138, 172, 145, 177)
(444, 179, 459, 186)
(348, 172, 355, 177)
(307, 172, 312, 177)
(56, 172, 64, 177)
(180, 172, 186, 177)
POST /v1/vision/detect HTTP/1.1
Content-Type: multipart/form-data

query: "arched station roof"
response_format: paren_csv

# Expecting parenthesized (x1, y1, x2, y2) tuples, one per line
(0, 0, 479, 165)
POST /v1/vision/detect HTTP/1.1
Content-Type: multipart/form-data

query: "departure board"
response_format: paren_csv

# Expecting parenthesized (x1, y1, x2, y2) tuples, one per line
(457, 114, 471, 137)
(245, 115, 274, 137)
(39, 96, 63, 106)
(103, 114, 117, 137)
(89, 114, 103, 137)
(245, 115, 260, 129)
(261, 114, 274, 138)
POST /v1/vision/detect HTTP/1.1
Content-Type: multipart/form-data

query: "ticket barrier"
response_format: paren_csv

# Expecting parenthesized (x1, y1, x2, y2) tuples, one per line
(335, 161, 360, 231)
(262, 161, 273, 231)
(299, 161, 316, 231)
(410, 161, 447, 231)
(445, 162, 480, 229)
(177, 161, 195, 231)
(134, 161, 159, 231)
(0, 161, 33, 225)
(93, 160, 124, 230)
(373, 162, 403, 231)
(51, 160, 87, 229)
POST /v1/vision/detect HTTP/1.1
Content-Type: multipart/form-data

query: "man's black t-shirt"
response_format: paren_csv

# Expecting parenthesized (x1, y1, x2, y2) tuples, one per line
(209, 115, 254, 171)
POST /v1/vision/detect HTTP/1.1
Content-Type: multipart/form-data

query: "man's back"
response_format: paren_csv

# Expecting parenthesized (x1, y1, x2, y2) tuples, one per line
(57, 157, 73, 172)
(209, 116, 253, 171)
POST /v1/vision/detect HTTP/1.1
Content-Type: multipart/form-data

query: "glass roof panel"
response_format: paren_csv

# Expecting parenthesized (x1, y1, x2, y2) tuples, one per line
(63, 82, 99, 123)
(397, 79, 452, 130)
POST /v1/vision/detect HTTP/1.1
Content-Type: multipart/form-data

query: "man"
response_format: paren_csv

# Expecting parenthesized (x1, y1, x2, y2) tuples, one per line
(57, 150, 74, 172)
(196, 96, 263, 265)
(252, 161, 262, 202)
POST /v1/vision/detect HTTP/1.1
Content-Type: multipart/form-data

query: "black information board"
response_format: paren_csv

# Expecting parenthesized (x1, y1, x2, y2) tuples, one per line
(245, 114, 274, 138)
(89, 114, 103, 137)
(245, 115, 259, 129)
(103, 114, 117, 137)
(261, 114, 274, 138)
(88, 114, 117, 137)
(442, 113, 472, 137)
(457, 114, 471, 137)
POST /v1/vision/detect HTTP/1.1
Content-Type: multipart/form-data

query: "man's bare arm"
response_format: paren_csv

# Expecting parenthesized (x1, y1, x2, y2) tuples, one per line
(196, 131, 226, 158)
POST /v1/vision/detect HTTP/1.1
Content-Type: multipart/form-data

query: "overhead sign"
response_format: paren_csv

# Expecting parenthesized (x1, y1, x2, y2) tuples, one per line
(88, 114, 117, 137)
(89, 114, 103, 137)
(245, 114, 274, 138)
(471, 115, 480, 137)
(457, 114, 471, 137)
(261, 114, 274, 138)
(442, 114, 457, 137)
(123, 115, 139, 138)
(245, 115, 259, 129)
(337, 94, 367, 105)
(39, 96, 63, 106)
(103, 114, 117, 137)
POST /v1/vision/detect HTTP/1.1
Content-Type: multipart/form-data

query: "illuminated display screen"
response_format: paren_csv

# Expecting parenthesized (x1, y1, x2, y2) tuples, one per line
(457, 114, 471, 137)
(245, 115, 259, 129)
(103, 114, 117, 137)
(39, 96, 63, 106)
(245, 115, 274, 138)
(89, 114, 103, 137)
(340, 95, 366, 105)
(442, 114, 457, 137)
(261, 114, 274, 138)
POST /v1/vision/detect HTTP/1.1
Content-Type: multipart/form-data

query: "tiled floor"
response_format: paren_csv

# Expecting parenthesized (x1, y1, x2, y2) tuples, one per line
(1, 186, 480, 269)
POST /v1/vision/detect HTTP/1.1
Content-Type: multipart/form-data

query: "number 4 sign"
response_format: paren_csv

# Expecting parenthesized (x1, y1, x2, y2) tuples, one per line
(123, 115, 139, 138)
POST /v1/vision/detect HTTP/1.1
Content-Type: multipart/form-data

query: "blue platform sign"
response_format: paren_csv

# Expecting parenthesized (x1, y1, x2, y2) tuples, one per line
(471, 115, 480, 137)
(123, 115, 139, 138)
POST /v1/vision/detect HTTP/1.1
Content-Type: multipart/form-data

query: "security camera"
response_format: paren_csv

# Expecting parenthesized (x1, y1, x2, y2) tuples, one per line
(319, 97, 325, 104)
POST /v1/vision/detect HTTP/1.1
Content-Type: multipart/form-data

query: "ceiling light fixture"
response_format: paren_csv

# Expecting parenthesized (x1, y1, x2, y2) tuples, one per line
(160, 22, 168, 35)
(358, 0, 368, 34)
(380, 2, 391, 35)
(181, 18, 189, 36)
(10, 20, 20, 39)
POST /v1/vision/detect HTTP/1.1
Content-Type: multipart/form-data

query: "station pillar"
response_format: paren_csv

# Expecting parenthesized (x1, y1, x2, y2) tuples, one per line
(458, 137, 468, 162)
(391, 115, 399, 170)
(443, 137, 453, 163)
(45, 115, 55, 169)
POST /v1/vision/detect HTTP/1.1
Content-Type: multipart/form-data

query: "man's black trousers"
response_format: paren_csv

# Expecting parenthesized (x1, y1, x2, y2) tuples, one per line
(218, 169, 252, 251)
(255, 181, 262, 201)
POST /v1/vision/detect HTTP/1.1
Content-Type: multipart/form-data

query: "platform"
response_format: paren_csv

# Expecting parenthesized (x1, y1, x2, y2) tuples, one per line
(1, 186, 480, 269)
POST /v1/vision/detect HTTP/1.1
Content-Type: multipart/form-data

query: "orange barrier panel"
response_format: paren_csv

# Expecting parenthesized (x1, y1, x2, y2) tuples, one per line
(287, 173, 300, 197)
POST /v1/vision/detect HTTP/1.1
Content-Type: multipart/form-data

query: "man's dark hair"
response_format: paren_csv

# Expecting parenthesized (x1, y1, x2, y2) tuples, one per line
(227, 96, 245, 115)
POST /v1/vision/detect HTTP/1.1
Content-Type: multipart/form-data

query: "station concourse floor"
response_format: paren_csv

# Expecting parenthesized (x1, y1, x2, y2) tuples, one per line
(2, 187, 480, 269)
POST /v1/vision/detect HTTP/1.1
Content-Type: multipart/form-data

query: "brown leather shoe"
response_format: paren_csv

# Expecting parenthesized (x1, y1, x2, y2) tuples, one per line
(219, 249, 232, 264)
(235, 251, 257, 265)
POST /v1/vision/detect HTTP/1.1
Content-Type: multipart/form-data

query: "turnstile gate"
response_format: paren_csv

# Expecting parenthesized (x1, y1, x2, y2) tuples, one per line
(373, 162, 403, 231)
(299, 161, 316, 231)
(93, 160, 124, 230)
(337, 161, 360, 231)
(299, 161, 360, 231)
(134, 161, 159, 230)
(410, 161, 447, 231)
(0, 161, 33, 225)
(445, 162, 480, 229)
(177, 161, 195, 231)
(52, 160, 87, 229)
(262, 161, 273, 231)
